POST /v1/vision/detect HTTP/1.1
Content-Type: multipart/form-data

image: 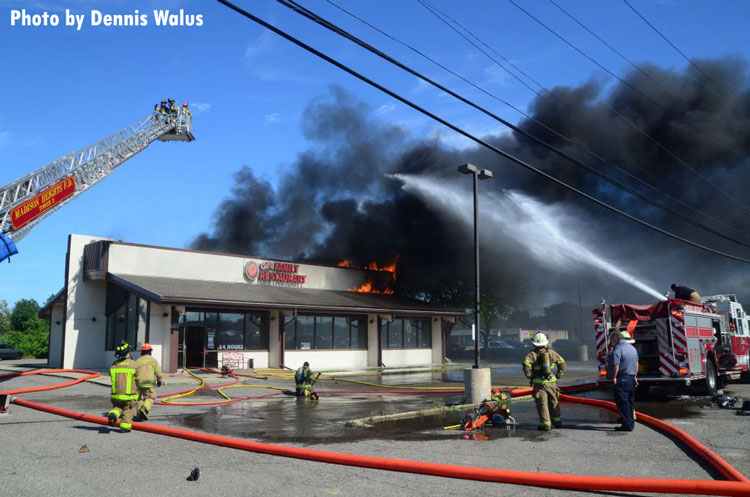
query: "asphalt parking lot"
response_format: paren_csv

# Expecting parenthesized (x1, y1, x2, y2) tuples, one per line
(1, 360, 749, 497)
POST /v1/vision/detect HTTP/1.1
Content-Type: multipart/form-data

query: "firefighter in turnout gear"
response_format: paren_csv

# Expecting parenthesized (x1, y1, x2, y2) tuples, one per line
(295, 362, 315, 397)
(108, 341, 138, 433)
(523, 333, 566, 431)
(135, 343, 164, 421)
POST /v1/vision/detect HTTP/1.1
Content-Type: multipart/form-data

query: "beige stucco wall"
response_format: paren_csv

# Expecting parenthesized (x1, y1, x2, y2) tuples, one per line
(284, 350, 368, 370)
(63, 235, 108, 369)
(107, 243, 369, 291)
(47, 303, 64, 367)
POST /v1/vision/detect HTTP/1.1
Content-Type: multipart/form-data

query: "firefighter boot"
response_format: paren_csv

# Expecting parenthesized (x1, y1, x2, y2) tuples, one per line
(138, 406, 149, 421)
(107, 410, 119, 427)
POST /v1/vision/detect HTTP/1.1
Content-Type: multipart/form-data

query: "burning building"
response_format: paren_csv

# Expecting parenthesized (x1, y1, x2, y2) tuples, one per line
(41, 234, 464, 371)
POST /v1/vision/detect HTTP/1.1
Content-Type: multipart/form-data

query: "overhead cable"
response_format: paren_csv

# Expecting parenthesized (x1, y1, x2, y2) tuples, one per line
(277, 0, 750, 249)
(504, 0, 749, 213)
(214, 0, 750, 264)
(326, 0, 748, 239)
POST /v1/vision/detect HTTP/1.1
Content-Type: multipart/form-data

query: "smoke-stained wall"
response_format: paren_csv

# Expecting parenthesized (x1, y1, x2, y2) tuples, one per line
(193, 59, 750, 311)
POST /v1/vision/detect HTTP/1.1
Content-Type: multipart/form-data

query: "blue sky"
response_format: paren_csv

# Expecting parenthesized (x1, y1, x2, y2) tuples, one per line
(1, 0, 749, 306)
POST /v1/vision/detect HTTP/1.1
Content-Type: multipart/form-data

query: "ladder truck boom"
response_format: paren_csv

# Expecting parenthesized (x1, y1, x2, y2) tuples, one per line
(0, 110, 194, 262)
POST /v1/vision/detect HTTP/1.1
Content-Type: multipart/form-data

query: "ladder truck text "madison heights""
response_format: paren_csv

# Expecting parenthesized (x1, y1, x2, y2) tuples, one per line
(593, 294, 750, 396)
(0, 107, 195, 263)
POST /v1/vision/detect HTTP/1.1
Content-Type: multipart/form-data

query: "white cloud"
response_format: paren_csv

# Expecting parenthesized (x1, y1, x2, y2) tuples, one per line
(190, 102, 211, 114)
(243, 31, 272, 62)
(252, 67, 320, 84)
(412, 78, 431, 93)
(264, 112, 281, 123)
(484, 64, 512, 87)
(0, 130, 42, 147)
(429, 124, 508, 151)
(376, 102, 396, 115)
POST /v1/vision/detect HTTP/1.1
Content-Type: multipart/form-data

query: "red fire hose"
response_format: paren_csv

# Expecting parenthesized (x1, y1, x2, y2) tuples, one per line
(3, 370, 750, 496)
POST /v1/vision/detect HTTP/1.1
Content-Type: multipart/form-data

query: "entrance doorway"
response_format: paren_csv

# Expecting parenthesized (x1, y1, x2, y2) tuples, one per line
(184, 325, 219, 368)
(185, 326, 204, 368)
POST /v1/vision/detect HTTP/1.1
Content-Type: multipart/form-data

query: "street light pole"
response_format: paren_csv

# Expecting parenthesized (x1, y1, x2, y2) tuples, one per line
(458, 163, 493, 369)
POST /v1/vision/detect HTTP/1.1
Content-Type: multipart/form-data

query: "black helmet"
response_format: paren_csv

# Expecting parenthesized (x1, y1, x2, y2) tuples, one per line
(303, 361, 309, 368)
(161, 100, 166, 104)
(115, 341, 130, 359)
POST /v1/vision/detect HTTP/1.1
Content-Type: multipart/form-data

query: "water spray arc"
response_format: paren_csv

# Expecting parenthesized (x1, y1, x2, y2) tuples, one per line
(394, 174, 667, 301)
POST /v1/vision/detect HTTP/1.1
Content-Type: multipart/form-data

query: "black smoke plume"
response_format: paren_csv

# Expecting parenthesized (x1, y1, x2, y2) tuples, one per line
(193, 59, 750, 314)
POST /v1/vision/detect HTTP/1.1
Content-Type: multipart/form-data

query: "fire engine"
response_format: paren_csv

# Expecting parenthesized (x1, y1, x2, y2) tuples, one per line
(593, 294, 750, 396)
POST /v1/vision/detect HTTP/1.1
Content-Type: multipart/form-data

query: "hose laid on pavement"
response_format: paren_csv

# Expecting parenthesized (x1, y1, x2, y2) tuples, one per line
(0, 369, 100, 395)
(4, 369, 749, 496)
(8, 396, 750, 497)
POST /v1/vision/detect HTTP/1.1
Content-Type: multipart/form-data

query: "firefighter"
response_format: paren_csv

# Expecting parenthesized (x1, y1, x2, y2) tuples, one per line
(295, 361, 315, 397)
(182, 102, 192, 117)
(607, 330, 639, 432)
(670, 284, 702, 304)
(135, 343, 164, 421)
(158, 100, 168, 114)
(523, 333, 566, 431)
(108, 341, 138, 433)
(168, 98, 178, 114)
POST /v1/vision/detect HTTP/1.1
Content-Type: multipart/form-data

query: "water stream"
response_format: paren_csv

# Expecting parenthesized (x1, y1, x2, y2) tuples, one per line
(393, 174, 666, 301)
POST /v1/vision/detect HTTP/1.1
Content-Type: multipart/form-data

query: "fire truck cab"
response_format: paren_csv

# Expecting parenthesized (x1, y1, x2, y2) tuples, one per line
(593, 294, 750, 396)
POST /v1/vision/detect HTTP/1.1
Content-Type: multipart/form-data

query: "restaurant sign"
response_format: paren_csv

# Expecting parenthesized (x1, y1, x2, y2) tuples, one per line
(245, 260, 307, 286)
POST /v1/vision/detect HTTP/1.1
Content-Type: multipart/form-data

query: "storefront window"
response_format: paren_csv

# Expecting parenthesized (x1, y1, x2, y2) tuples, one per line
(205, 312, 218, 350)
(404, 320, 418, 348)
(387, 320, 403, 349)
(418, 319, 432, 348)
(296, 316, 315, 350)
(105, 284, 146, 350)
(380, 318, 431, 349)
(217, 313, 244, 350)
(316, 317, 333, 349)
(285, 315, 367, 350)
(333, 317, 350, 349)
(245, 314, 268, 350)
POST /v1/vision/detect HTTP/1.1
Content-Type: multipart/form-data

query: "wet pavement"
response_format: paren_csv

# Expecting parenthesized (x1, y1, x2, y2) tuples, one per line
(4, 361, 750, 497)
(153, 363, 718, 445)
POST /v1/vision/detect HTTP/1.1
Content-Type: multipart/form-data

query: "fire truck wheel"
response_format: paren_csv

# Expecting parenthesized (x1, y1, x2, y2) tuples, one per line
(701, 360, 719, 397)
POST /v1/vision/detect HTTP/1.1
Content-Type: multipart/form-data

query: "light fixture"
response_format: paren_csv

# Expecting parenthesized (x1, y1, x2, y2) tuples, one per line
(457, 162, 493, 369)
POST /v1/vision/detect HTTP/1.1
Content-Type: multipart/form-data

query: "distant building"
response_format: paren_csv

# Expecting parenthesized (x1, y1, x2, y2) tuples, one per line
(500, 328, 568, 343)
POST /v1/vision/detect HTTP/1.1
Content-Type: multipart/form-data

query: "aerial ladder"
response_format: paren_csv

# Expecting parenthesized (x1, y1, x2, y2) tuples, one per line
(0, 109, 195, 263)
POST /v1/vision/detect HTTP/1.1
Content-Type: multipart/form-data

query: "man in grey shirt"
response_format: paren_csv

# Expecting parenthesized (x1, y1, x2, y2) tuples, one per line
(607, 330, 639, 431)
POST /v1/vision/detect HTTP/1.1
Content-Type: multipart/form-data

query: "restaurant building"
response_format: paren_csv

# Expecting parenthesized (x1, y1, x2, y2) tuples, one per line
(41, 234, 464, 372)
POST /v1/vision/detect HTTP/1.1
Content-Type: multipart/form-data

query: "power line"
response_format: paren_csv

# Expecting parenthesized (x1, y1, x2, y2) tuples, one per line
(504, 0, 749, 213)
(328, 0, 746, 239)
(621, 0, 732, 97)
(215, 0, 750, 264)
(315, 0, 749, 244)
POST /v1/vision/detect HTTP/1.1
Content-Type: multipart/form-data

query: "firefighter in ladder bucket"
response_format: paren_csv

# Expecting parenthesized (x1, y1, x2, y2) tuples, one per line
(523, 333, 566, 431)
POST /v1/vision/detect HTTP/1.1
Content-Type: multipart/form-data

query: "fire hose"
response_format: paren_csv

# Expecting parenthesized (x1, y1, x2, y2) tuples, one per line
(2, 370, 750, 496)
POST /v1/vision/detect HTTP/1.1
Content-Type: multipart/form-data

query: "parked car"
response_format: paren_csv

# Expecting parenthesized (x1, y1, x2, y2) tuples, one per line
(488, 340, 514, 349)
(0, 343, 23, 360)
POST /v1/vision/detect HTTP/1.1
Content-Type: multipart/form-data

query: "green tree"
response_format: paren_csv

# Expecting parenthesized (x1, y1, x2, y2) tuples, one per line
(4, 299, 49, 359)
(0, 299, 11, 335)
(10, 299, 42, 332)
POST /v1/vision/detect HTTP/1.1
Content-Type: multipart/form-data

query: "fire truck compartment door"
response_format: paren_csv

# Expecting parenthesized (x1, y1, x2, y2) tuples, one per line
(688, 346, 701, 373)
(685, 316, 702, 373)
